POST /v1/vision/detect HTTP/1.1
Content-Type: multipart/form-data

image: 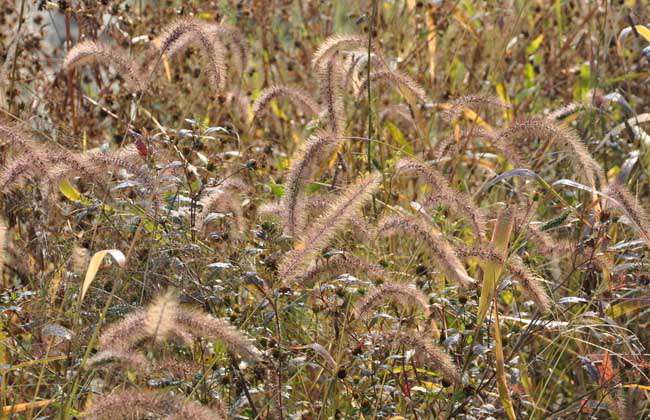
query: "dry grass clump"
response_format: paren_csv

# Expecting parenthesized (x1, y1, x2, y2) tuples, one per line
(2, 4, 649, 419)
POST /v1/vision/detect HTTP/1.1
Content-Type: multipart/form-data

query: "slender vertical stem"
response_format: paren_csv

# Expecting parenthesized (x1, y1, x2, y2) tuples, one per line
(367, 0, 378, 215)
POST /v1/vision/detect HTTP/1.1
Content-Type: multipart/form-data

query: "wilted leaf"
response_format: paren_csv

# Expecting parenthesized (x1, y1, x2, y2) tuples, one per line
(80, 249, 126, 303)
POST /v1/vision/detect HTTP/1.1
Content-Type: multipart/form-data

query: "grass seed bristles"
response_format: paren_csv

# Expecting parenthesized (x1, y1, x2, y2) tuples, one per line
(357, 69, 428, 104)
(312, 34, 368, 70)
(87, 349, 150, 374)
(252, 85, 322, 120)
(84, 390, 221, 420)
(62, 41, 144, 92)
(496, 117, 604, 188)
(0, 156, 35, 192)
(197, 187, 245, 233)
(295, 193, 373, 240)
(148, 18, 227, 92)
(354, 282, 430, 320)
(293, 251, 388, 287)
(97, 310, 148, 350)
(281, 131, 339, 237)
(205, 23, 249, 74)
(279, 172, 381, 285)
(369, 330, 460, 384)
(457, 245, 552, 312)
(439, 94, 510, 122)
(319, 54, 345, 137)
(145, 289, 179, 343)
(376, 214, 475, 288)
(174, 310, 262, 361)
(602, 179, 650, 247)
(395, 157, 486, 240)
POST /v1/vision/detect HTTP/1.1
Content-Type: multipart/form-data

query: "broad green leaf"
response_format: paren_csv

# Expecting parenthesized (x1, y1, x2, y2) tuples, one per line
(80, 249, 126, 303)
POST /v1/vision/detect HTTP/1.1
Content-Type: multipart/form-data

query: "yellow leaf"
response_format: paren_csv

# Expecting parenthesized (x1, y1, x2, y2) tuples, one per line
(425, 8, 437, 84)
(2, 399, 55, 415)
(477, 205, 513, 326)
(632, 25, 650, 42)
(59, 179, 82, 202)
(496, 83, 512, 121)
(80, 249, 126, 303)
(494, 306, 517, 420)
(622, 383, 650, 391)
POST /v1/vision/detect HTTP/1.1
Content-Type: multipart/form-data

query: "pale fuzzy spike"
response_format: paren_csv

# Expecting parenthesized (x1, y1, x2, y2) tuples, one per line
(62, 41, 144, 92)
(87, 349, 150, 374)
(196, 187, 245, 233)
(97, 310, 148, 350)
(379, 104, 418, 132)
(281, 131, 339, 237)
(603, 179, 650, 247)
(84, 390, 221, 420)
(279, 173, 381, 285)
(341, 50, 383, 91)
(395, 157, 486, 240)
(507, 255, 552, 312)
(70, 245, 90, 274)
(252, 85, 321, 119)
(496, 117, 604, 188)
(319, 54, 345, 137)
(547, 101, 590, 120)
(0, 219, 6, 281)
(174, 310, 261, 361)
(295, 251, 388, 287)
(357, 69, 428, 104)
(257, 201, 283, 219)
(0, 124, 52, 178)
(148, 18, 227, 91)
(376, 215, 475, 288)
(296, 193, 372, 241)
(312, 34, 368, 70)
(0, 156, 35, 192)
(354, 282, 430, 320)
(440, 94, 510, 122)
(145, 290, 179, 343)
(370, 331, 460, 384)
(206, 23, 249, 74)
